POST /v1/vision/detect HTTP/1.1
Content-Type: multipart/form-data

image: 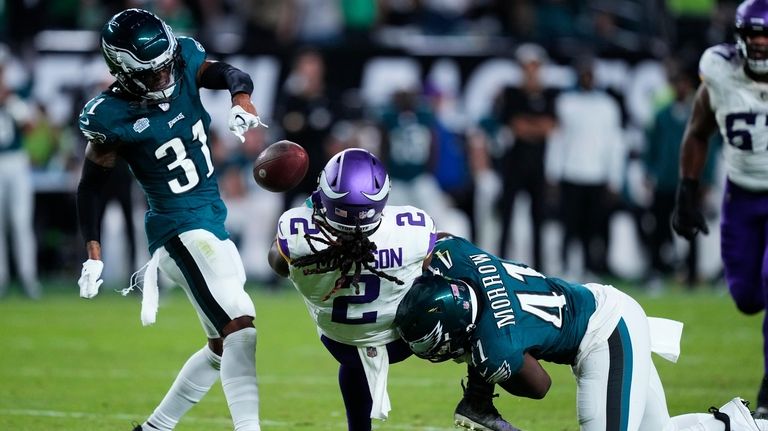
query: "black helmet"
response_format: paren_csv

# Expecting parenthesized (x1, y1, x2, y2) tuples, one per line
(394, 273, 477, 363)
(101, 9, 183, 100)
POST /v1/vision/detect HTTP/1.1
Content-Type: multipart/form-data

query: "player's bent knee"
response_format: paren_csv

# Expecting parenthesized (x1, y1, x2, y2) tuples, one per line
(222, 315, 255, 337)
(732, 292, 764, 314)
(208, 337, 224, 356)
(735, 301, 763, 315)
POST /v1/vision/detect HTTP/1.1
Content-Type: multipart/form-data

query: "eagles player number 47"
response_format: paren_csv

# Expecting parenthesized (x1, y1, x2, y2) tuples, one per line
(155, 119, 214, 194)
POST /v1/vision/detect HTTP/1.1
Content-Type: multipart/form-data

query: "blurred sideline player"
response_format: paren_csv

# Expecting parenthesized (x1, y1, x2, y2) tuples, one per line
(0, 44, 40, 299)
(267, 148, 515, 431)
(75, 9, 265, 431)
(396, 235, 768, 431)
(672, 0, 768, 417)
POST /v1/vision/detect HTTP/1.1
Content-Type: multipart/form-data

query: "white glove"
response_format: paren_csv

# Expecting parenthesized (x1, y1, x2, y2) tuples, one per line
(228, 105, 267, 143)
(78, 259, 104, 299)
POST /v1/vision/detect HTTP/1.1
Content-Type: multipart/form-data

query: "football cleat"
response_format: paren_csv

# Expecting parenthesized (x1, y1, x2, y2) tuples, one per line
(131, 421, 160, 431)
(454, 396, 520, 431)
(712, 397, 761, 431)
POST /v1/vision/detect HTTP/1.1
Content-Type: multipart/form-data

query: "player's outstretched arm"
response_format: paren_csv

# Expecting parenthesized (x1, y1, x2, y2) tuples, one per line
(497, 353, 552, 400)
(75, 142, 117, 298)
(672, 84, 717, 240)
(196, 60, 267, 142)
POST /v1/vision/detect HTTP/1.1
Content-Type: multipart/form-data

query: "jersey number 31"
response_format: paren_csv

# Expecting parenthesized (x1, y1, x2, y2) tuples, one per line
(155, 119, 214, 194)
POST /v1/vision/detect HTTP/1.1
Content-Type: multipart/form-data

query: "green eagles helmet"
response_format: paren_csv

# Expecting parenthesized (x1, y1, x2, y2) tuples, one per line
(394, 273, 478, 363)
(100, 8, 183, 100)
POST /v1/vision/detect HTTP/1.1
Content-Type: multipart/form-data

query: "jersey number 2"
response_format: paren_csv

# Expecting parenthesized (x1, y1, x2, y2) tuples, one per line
(331, 274, 380, 324)
(155, 119, 214, 194)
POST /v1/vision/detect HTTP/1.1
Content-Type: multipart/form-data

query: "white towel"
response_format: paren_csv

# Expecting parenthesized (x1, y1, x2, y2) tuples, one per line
(357, 346, 391, 420)
(140, 250, 161, 326)
(648, 317, 684, 363)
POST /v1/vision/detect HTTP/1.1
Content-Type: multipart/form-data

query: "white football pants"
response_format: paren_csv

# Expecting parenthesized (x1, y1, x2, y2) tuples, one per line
(574, 284, 729, 431)
(157, 229, 255, 337)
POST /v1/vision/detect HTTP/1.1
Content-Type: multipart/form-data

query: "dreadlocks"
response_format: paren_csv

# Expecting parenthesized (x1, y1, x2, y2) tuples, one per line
(292, 204, 404, 301)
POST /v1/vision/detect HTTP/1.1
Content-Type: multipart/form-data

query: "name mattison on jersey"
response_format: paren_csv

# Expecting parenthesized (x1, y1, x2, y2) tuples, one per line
(469, 253, 516, 328)
(303, 247, 405, 275)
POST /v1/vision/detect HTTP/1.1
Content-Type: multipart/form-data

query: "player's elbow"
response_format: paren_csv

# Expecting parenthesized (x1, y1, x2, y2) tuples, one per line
(267, 241, 290, 278)
(518, 377, 551, 400)
(530, 375, 551, 399)
(498, 373, 551, 399)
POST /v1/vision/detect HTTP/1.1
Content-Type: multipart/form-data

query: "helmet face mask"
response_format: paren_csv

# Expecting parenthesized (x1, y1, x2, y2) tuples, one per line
(316, 149, 390, 234)
(101, 9, 183, 100)
(122, 47, 182, 97)
(394, 274, 477, 363)
(736, 0, 768, 74)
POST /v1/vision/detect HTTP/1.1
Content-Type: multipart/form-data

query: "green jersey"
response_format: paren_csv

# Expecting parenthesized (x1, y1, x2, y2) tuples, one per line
(428, 237, 597, 383)
(79, 37, 227, 253)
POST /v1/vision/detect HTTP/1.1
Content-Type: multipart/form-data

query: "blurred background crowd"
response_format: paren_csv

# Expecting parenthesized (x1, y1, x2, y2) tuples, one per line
(0, 0, 738, 298)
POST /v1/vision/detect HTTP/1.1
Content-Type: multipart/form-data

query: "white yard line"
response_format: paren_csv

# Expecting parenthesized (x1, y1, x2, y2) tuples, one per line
(0, 408, 454, 430)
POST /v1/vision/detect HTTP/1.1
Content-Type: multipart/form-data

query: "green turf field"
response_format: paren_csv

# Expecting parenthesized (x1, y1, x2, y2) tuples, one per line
(0, 281, 762, 431)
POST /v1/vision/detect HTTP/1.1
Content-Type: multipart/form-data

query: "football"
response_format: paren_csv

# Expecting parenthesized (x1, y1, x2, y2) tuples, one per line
(252, 140, 309, 192)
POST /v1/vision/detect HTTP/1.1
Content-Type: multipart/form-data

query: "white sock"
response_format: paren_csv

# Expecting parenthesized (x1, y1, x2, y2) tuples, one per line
(144, 346, 221, 431)
(670, 413, 726, 431)
(221, 327, 260, 431)
(757, 418, 768, 431)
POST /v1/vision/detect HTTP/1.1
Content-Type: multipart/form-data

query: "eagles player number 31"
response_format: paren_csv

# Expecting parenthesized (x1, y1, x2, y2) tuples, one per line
(75, 8, 266, 431)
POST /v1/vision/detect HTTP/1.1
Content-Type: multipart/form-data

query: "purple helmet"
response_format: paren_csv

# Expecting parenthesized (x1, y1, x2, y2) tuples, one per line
(736, 0, 768, 74)
(317, 148, 390, 233)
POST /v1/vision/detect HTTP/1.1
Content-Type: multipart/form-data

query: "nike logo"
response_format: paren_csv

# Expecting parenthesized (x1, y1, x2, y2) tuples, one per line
(80, 117, 89, 125)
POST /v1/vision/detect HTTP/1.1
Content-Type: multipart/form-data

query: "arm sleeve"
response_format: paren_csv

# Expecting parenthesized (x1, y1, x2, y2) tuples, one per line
(198, 61, 254, 96)
(178, 36, 207, 80)
(76, 159, 113, 243)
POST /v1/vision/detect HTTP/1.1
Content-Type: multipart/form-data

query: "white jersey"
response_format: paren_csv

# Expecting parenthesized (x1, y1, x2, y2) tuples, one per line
(700, 44, 768, 191)
(276, 204, 436, 346)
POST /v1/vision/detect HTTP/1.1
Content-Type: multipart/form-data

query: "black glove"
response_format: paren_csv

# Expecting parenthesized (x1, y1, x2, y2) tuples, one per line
(671, 178, 710, 240)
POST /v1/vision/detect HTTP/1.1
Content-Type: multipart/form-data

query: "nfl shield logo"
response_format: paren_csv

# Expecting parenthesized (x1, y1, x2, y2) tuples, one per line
(366, 347, 377, 358)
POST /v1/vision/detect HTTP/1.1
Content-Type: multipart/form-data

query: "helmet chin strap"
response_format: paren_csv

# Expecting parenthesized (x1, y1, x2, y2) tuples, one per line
(145, 83, 177, 100)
